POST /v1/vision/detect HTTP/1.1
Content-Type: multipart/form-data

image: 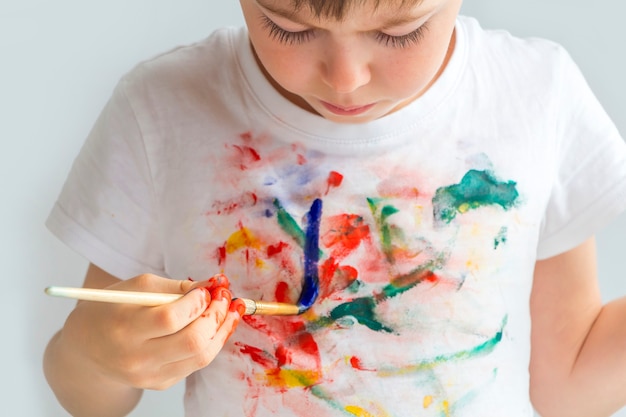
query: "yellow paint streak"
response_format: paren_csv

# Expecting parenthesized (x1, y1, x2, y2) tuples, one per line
(225, 228, 261, 253)
(264, 369, 322, 389)
(344, 405, 375, 417)
(423, 395, 433, 408)
(458, 202, 470, 213)
(441, 400, 450, 417)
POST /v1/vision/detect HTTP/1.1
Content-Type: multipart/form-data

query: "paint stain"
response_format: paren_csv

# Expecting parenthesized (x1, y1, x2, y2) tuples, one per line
(225, 226, 262, 253)
(237, 343, 276, 369)
(267, 241, 289, 257)
(297, 198, 323, 313)
(208, 192, 258, 215)
(349, 356, 375, 372)
(319, 257, 358, 298)
(316, 256, 446, 333)
(265, 368, 322, 389)
(232, 145, 261, 170)
(378, 316, 507, 376)
(367, 198, 401, 262)
(274, 199, 305, 249)
(494, 226, 508, 249)
(432, 170, 519, 224)
(322, 214, 370, 258)
(345, 405, 376, 417)
(423, 395, 433, 408)
(274, 281, 290, 303)
(325, 171, 344, 194)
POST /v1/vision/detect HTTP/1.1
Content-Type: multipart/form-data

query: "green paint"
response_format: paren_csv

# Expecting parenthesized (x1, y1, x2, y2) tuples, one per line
(379, 316, 507, 375)
(330, 297, 394, 333)
(378, 255, 447, 300)
(433, 170, 519, 224)
(367, 198, 400, 262)
(313, 255, 447, 333)
(274, 199, 305, 248)
(494, 226, 508, 249)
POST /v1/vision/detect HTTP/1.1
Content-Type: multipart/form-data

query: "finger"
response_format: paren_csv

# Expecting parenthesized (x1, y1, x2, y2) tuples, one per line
(139, 286, 214, 339)
(109, 273, 195, 294)
(145, 288, 240, 364)
(187, 273, 231, 291)
(153, 308, 244, 384)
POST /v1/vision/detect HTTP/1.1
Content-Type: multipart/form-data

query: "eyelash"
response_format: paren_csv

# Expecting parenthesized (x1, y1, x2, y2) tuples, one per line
(260, 15, 429, 49)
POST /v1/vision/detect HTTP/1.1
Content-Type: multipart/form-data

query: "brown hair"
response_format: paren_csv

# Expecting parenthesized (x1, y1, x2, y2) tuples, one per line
(289, 0, 423, 20)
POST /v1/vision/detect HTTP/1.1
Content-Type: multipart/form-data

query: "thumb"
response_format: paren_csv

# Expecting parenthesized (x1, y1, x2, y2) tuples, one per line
(111, 273, 200, 295)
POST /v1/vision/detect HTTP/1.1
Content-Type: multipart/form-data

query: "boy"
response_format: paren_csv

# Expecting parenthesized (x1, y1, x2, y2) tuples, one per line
(44, 0, 626, 416)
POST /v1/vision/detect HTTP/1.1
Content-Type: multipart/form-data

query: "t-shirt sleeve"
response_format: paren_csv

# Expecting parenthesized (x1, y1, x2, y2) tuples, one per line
(46, 77, 165, 279)
(536, 47, 626, 260)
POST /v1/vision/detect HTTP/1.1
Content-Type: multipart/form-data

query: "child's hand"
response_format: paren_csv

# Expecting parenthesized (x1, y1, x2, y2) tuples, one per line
(60, 273, 246, 390)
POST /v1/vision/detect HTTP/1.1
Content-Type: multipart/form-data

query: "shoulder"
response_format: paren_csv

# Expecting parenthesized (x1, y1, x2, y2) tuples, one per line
(458, 15, 575, 79)
(118, 26, 247, 97)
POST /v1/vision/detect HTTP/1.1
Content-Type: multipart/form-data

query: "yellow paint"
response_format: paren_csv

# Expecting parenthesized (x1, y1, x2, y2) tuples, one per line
(458, 202, 470, 213)
(264, 368, 322, 389)
(441, 400, 450, 417)
(423, 395, 433, 408)
(345, 405, 376, 417)
(226, 227, 262, 253)
(465, 258, 479, 273)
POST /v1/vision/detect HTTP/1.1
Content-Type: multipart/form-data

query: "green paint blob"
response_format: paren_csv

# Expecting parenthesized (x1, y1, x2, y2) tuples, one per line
(367, 198, 400, 262)
(274, 199, 305, 248)
(494, 226, 508, 249)
(329, 297, 394, 333)
(433, 170, 519, 224)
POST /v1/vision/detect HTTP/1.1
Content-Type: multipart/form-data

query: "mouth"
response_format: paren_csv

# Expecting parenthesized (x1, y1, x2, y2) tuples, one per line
(320, 101, 376, 117)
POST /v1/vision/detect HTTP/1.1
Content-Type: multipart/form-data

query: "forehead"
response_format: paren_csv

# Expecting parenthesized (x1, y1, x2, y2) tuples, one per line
(262, 0, 426, 21)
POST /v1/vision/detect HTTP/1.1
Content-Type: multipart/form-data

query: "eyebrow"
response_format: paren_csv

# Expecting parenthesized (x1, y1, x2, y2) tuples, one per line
(254, 0, 428, 28)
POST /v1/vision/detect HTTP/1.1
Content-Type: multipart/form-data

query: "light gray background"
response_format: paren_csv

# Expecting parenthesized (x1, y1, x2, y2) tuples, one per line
(2, 1, 625, 416)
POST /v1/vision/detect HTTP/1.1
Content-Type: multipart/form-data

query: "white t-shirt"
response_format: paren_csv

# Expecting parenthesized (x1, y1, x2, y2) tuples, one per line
(47, 16, 626, 417)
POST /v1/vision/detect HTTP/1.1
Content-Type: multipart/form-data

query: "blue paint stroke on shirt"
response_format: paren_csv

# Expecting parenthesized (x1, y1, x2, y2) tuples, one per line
(297, 198, 322, 313)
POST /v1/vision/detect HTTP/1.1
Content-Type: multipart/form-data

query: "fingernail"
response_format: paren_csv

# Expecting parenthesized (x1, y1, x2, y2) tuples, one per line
(200, 287, 211, 304)
(210, 287, 231, 302)
(229, 299, 247, 317)
(211, 273, 229, 288)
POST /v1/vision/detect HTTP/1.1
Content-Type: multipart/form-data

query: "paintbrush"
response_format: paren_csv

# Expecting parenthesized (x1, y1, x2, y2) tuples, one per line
(44, 286, 300, 316)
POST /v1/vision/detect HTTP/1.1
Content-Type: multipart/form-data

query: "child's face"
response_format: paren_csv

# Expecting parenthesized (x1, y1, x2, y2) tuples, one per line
(240, 0, 462, 123)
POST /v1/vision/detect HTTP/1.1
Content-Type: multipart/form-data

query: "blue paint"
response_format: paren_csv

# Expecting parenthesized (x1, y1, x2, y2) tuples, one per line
(297, 198, 322, 313)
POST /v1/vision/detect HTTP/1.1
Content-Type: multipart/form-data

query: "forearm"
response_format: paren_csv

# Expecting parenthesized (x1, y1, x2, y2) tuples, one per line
(566, 296, 626, 416)
(44, 329, 143, 417)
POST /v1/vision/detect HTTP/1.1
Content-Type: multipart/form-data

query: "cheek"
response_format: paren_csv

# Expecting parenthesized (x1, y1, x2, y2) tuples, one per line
(260, 48, 314, 91)
(376, 56, 432, 93)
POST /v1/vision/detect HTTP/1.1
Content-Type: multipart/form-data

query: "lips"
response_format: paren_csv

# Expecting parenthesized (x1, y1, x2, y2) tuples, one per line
(320, 101, 376, 116)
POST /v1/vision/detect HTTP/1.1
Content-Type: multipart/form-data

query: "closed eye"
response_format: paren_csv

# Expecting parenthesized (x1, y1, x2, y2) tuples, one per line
(375, 23, 430, 48)
(260, 15, 315, 45)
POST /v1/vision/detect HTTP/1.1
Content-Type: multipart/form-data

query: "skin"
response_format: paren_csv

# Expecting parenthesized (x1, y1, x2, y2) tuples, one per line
(44, 265, 245, 417)
(44, 0, 626, 416)
(240, 0, 462, 123)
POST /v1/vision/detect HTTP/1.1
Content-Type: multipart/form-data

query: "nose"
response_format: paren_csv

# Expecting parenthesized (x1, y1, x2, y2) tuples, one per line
(321, 42, 371, 94)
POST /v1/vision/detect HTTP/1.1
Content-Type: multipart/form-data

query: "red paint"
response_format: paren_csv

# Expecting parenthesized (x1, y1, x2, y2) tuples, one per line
(296, 332, 319, 357)
(239, 131, 253, 141)
(322, 214, 370, 258)
(320, 257, 358, 297)
(237, 343, 276, 368)
(297, 154, 306, 165)
(275, 345, 291, 367)
(349, 356, 374, 371)
(267, 241, 288, 257)
(274, 281, 290, 303)
(210, 192, 258, 215)
(232, 145, 261, 170)
(325, 171, 344, 194)
(217, 245, 226, 266)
